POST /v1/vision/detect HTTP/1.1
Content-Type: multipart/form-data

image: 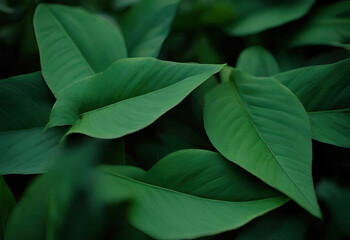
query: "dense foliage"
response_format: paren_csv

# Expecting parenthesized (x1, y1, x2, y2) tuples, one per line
(0, 0, 349, 239)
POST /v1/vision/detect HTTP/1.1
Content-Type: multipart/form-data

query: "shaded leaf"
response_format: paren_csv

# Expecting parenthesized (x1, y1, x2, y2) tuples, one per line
(0, 176, 15, 240)
(237, 46, 280, 77)
(98, 149, 287, 239)
(34, 4, 127, 96)
(5, 139, 105, 240)
(204, 69, 321, 217)
(226, 0, 314, 36)
(121, 0, 179, 57)
(275, 58, 350, 148)
(290, 1, 350, 49)
(0, 72, 65, 174)
(47, 57, 224, 139)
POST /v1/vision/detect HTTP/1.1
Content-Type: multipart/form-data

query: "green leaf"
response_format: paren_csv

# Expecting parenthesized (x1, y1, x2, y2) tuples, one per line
(226, 0, 314, 36)
(98, 149, 287, 239)
(290, 1, 350, 49)
(0, 176, 15, 240)
(34, 3, 127, 96)
(236, 212, 308, 240)
(317, 180, 350, 236)
(5, 139, 105, 240)
(120, 0, 179, 57)
(0, 72, 65, 174)
(204, 69, 321, 218)
(47, 57, 224, 139)
(237, 46, 280, 77)
(275, 58, 350, 148)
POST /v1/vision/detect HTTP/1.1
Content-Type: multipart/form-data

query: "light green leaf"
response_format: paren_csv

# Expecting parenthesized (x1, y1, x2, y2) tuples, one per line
(0, 72, 65, 174)
(0, 176, 15, 240)
(226, 0, 314, 36)
(275, 58, 350, 148)
(290, 1, 350, 49)
(34, 3, 127, 96)
(98, 149, 287, 239)
(237, 46, 280, 77)
(47, 57, 224, 139)
(204, 69, 321, 217)
(121, 0, 179, 57)
(5, 139, 105, 240)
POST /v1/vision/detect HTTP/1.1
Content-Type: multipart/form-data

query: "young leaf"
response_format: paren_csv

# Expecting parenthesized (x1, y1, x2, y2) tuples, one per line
(120, 0, 179, 57)
(275, 58, 350, 148)
(237, 46, 280, 77)
(34, 4, 127, 96)
(226, 0, 314, 36)
(290, 1, 350, 49)
(47, 57, 224, 139)
(0, 72, 65, 174)
(98, 149, 287, 239)
(204, 69, 321, 218)
(0, 176, 15, 240)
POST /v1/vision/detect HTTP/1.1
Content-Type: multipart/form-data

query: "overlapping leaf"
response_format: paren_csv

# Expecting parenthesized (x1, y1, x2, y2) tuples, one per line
(0, 72, 65, 174)
(120, 0, 179, 57)
(98, 149, 287, 239)
(46, 57, 224, 139)
(290, 1, 350, 49)
(275, 58, 350, 148)
(34, 4, 127, 96)
(0, 176, 15, 240)
(204, 69, 321, 217)
(5, 140, 105, 240)
(226, 0, 314, 36)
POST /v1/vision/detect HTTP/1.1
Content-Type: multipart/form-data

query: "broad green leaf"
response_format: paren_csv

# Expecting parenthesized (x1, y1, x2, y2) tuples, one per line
(204, 69, 321, 217)
(237, 46, 280, 77)
(47, 57, 224, 139)
(290, 1, 350, 49)
(120, 0, 179, 57)
(98, 149, 287, 239)
(34, 4, 127, 96)
(317, 180, 350, 237)
(5, 139, 105, 240)
(235, 213, 308, 240)
(0, 176, 15, 240)
(0, 72, 65, 174)
(275, 58, 350, 148)
(226, 0, 314, 36)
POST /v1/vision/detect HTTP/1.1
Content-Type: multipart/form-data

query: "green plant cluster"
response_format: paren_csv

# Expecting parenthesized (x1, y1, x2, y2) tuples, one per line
(0, 0, 349, 239)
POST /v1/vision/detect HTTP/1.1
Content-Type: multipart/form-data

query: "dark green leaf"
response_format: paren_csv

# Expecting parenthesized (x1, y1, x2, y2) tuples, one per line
(34, 4, 127, 96)
(0, 176, 15, 240)
(0, 72, 65, 174)
(121, 0, 179, 57)
(47, 58, 224, 139)
(98, 149, 287, 239)
(275, 58, 350, 148)
(226, 0, 314, 36)
(204, 69, 321, 217)
(237, 46, 280, 77)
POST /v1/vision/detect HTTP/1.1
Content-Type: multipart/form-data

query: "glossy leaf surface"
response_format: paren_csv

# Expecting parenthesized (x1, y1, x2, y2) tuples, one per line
(204, 69, 320, 217)
(275, 58, 350, 147)
(47, 58, 224, 139)
(98, 149, 287, 239)
(34, 4, 127, 96)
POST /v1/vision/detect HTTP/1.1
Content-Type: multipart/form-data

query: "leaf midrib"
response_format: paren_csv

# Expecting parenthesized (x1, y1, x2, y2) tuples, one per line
(101, 169, 284, 204)
(230, 79, 313, 209)
(43, 5, 95, 75)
